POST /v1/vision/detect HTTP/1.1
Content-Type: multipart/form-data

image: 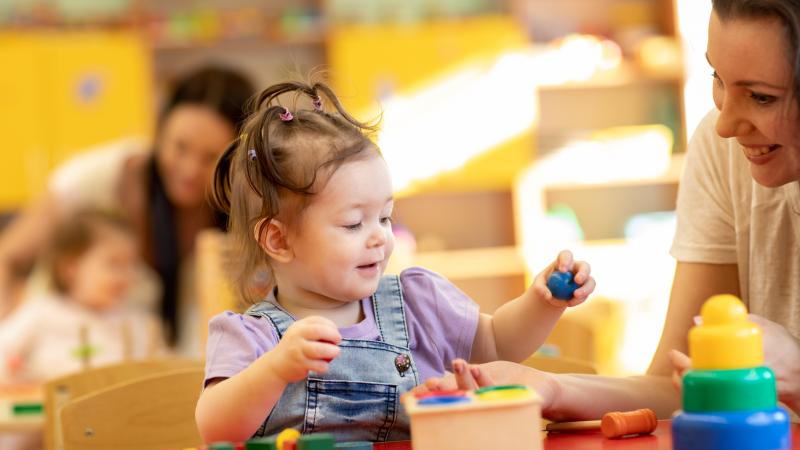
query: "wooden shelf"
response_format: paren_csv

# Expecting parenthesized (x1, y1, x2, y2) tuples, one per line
(539, 60, 683, 92)
(411, 246, 525, 280)
(150, 32, 326, 51)
(544, 152, 685, 191)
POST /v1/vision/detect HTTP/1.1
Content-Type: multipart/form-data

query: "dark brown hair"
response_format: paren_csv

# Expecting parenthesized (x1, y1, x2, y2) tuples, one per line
(149, 66, 255, 344)
(212, 80, 380, 303)
(47, 210, 133, 294)
(712, 0, 800, 107)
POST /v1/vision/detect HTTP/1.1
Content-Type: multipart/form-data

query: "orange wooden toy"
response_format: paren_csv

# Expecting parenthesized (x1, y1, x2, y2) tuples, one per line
(601, 409, 657, 438)
(545, 408, 657, 439)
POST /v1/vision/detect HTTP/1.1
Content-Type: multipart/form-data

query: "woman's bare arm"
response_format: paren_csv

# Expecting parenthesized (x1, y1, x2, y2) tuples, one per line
(0, 193, 61, 316)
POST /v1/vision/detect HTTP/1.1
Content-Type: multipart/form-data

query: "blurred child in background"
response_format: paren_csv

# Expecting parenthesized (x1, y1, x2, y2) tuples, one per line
(0, 209, 165, 382)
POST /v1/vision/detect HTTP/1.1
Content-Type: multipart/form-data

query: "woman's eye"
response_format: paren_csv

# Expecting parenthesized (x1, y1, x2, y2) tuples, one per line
(711, 71, 723, 86)
(750, 92, 777, 105)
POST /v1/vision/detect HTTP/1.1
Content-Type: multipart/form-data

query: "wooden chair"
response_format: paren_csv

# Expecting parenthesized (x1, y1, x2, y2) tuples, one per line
(44, 358, 203, 450)
(521, 354, 597, 375)
(196, 230, 243, 349)
(59, 367, 205, 450)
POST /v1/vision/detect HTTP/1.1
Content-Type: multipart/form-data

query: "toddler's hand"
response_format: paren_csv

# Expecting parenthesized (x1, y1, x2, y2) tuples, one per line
(270, 316, 342, 383)
(533, 250, 595, 308)
(417, 358, 496, 394)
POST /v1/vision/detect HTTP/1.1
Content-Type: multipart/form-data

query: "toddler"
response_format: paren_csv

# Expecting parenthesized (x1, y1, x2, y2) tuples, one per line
(195, 81, 595, 443)
(0, 209, 164, 381)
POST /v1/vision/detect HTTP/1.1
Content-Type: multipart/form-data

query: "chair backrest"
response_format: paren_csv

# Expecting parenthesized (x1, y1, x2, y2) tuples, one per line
(59, 367, 205, 450)
(196, 229, 243, 349)
(521, 354, 597, 375)
(44, 358, 203, 450)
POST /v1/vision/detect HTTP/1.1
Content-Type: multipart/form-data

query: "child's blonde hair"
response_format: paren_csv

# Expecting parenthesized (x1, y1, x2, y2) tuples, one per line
(212, 81, 380, 303)
(46, 209, 133, 294)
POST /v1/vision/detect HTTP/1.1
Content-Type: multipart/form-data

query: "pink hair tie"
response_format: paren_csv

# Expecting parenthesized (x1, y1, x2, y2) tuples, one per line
(279, 108, 294, 122)
(312, 96, 323, 111)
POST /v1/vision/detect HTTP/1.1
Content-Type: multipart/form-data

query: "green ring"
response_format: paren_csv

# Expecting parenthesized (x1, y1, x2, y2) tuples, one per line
(683, 366, 777, 413)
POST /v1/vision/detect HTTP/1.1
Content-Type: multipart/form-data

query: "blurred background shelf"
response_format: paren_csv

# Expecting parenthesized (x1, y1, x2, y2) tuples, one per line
(0, 0, 706, 377)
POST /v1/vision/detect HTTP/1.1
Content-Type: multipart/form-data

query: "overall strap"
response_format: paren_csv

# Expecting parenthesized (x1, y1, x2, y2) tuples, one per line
(371, 275, 411, 349)
(245, 300, 295, 338)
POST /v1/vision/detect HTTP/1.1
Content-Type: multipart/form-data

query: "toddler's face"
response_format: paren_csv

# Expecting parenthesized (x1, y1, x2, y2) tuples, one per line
(284, 155, 395, 304)
(69, 229, 138, 311)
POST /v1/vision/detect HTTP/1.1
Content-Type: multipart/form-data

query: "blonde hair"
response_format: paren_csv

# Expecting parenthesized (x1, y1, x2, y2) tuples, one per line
(212, 81, 380, 303)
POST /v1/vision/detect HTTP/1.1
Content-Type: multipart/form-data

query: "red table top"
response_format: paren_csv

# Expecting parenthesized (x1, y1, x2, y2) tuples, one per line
(375, 421, 800, 450)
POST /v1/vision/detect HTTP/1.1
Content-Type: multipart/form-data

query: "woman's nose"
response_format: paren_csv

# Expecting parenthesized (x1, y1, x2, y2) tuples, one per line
(715, 97, 752, 138)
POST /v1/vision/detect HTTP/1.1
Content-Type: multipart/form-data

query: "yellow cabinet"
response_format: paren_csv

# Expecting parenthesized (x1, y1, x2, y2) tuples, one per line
(0, 31, 153, 211)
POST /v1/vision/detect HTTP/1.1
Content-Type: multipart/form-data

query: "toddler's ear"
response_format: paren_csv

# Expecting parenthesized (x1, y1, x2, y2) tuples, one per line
(255, 219, 293, 263)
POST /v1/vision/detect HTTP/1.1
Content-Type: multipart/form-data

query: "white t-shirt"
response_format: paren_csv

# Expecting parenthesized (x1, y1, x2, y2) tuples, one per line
(671, 109, 800, 339)
(0, 294, 163, 382)
(50, 138, 149, 215)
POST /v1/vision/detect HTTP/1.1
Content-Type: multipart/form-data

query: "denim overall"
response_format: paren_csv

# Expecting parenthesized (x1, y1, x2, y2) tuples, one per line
(246, 275, 419, 442)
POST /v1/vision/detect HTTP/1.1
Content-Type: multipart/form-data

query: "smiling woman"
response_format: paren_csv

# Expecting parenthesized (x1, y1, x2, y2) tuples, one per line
(706, 8, 800, 187)
(0, 67, 255, 353)
(414, 0, 800, 425)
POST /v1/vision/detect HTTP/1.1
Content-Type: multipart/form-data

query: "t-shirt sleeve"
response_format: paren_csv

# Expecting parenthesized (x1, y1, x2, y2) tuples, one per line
(203, 310, 279, 386)
(400, 267, 479, 369)
(670, 109, 739, 264)
(49, 138, 146, 214)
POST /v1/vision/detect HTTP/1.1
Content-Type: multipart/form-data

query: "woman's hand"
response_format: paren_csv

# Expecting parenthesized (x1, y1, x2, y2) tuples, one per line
(668, 315, 800, 415)
(668, 349, 692, 393)
(533, 250, 595, 308)
(269, 316, 341, 383)
(415, 359, 561, 414)
(749, 314, 800, 414)
(416, 359, 495, 392)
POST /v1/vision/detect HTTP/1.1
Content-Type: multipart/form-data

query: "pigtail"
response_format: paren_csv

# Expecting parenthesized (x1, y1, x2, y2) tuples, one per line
(311, 82, 380, 133)
(210, 138, 240, 218)
(244, 106, 290, 223)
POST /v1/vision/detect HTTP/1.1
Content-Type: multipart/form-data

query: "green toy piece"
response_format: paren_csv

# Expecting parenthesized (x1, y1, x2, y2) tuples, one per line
(682, 366, 778, 413)
(333, 442, 373, 450)
(245, 436, 278, 450)
(297, 433, 336, 450)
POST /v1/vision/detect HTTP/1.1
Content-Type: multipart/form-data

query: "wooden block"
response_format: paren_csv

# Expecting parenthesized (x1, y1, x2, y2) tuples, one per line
(404, 386, 542, 450)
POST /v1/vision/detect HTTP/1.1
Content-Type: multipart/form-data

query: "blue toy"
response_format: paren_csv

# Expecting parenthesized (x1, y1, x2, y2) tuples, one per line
(546, 271, 580, 300)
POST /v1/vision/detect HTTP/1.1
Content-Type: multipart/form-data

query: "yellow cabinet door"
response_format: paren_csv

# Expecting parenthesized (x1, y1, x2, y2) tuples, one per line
(0, 32, 153, 211)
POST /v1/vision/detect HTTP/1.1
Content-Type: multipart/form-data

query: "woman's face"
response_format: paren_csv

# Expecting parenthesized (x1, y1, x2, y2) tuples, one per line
(157, 104, 235, 208)
(708, 11, 800, 187)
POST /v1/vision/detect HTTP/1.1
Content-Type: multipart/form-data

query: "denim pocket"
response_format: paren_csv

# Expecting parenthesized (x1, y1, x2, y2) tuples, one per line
(304, 378, 398, 442)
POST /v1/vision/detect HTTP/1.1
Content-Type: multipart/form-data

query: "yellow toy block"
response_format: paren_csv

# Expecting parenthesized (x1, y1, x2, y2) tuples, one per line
(403, 385, 542, 450)
(689, 294, 763, 370)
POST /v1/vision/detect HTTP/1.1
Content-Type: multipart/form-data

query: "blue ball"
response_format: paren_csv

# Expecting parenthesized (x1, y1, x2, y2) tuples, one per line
(546, 271, 580, 300)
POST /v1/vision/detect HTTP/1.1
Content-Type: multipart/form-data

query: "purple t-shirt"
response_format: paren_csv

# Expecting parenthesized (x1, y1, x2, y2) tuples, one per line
(203, 267, 479, 385)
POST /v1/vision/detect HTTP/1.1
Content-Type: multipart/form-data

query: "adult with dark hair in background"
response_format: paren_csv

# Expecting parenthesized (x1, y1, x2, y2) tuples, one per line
(0, 66, 255, 353)
(420, 0, 800, 420)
